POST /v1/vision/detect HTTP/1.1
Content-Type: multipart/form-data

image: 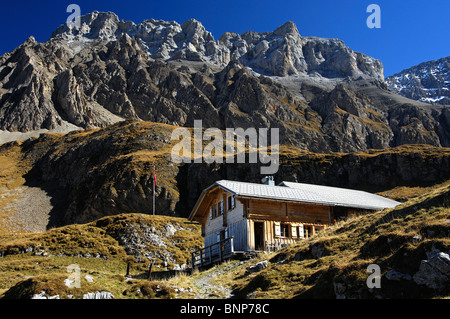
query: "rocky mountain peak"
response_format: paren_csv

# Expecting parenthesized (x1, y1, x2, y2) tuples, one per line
(272, 21, 300, 37)
(51, 11, 121, 41)
(22, 36, 38, 47)
(47, 12, 384, 79)
(180, 18, 212, 39)
(2, 10, 448, 152)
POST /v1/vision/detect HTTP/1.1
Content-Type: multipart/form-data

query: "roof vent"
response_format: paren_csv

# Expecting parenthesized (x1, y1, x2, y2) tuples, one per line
(261, 176, 275, 186)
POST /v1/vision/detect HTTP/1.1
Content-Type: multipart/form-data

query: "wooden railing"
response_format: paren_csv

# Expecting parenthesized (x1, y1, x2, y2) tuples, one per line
(191, 237, 234, 269)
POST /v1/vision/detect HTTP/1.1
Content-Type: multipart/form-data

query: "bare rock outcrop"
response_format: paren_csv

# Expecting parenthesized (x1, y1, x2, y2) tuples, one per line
(1, 11, 449, 153)
(386, 56, 450, 105)
(413, 248, 450, 290)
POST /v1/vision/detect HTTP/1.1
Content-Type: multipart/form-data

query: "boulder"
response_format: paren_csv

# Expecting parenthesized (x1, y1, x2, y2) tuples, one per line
(246, 260, 268, 273)
(385, 270, 412, 281)
(31, 291, 60, 299)
(413, 248, 450, 290)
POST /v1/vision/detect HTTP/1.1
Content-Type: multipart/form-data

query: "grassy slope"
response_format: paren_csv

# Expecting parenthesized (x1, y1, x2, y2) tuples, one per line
(0, 175, 448, 299)
(0, 121, 449, 299)
(0, 213, 202, 299)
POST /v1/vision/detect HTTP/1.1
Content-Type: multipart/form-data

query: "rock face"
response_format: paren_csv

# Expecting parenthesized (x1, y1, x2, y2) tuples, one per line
(50, 12, 384, 79)
(413, 248, 450, 290)
(0, 37, 65, 132)
(386, 56, 450, 105)
(110, 219, 191, 267)
(246, 260, 268, 273)
(2, 11, 448, 152)
(9, 121, 450, 226)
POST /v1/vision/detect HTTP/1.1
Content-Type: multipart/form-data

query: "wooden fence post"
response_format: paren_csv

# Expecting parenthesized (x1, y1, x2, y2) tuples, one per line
(147, 262, 154, 281)
(126, 262, 130, 277)
(209, 245, 212, 265)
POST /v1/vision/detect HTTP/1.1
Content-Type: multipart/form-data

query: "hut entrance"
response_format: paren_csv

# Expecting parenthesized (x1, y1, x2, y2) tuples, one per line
(254, 222, 264, 251)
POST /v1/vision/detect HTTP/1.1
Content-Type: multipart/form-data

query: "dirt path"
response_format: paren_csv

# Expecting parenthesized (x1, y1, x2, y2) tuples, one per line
(192, 260, 251, 299)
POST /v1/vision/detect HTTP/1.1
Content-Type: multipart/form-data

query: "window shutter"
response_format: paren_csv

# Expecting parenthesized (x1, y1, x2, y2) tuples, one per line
(274, 222, 281, 237)
(298, 224, 304, 238)
(291, 226, 297, 238)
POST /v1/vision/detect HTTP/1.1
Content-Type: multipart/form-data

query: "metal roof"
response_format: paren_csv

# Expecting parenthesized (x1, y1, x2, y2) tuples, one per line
(215, 180, 400, 210)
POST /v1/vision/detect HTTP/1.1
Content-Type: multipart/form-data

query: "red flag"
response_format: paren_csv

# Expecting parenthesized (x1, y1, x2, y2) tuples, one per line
(153, 166, 157, 187)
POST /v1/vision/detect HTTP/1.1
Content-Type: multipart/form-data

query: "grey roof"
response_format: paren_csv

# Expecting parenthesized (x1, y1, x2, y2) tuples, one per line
(215, 180, 400, 210)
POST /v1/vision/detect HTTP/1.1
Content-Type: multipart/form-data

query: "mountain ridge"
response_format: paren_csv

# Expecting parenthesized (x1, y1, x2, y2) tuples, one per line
(0, 11, 449, 153)
(50, 11, 384, 79)
(386, 56, 450, 105)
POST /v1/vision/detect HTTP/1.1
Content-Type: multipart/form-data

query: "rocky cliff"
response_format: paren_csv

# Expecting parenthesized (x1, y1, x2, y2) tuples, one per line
(1, 11, 449, 152)
(50, 12, 384, 79)
(386, 56, 450, 105)
(2, 121, 448, 228)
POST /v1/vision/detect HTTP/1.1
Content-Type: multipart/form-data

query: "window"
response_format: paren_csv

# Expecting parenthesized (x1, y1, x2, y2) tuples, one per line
(210, 201, 224, 219)
(304, 225, 313, 238)
(280, 224, 290, 238)
(275, 223, 291, 238)
(219, 200, 224, 215)
(227, 196, 235, 211)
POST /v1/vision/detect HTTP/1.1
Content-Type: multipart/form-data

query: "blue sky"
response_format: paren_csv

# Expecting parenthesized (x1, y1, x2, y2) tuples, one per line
(0, 0, 448, 77)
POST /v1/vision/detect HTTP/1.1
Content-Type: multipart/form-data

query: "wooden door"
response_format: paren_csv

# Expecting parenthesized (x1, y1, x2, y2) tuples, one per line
(254, 222, 264, 251)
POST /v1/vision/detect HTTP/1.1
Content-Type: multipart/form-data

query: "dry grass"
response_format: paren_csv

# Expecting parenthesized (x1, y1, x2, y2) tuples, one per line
(0, 121, 449, 299)
(376, 180, 450, 201)
(0, 213, 202, 299)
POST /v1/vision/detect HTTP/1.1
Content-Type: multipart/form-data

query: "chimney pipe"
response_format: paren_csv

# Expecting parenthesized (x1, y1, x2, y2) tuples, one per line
(261, 176, 275, 186)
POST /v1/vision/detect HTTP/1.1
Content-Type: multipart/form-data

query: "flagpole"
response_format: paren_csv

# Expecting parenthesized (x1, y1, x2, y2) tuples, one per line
(153, 165, 156, 215)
